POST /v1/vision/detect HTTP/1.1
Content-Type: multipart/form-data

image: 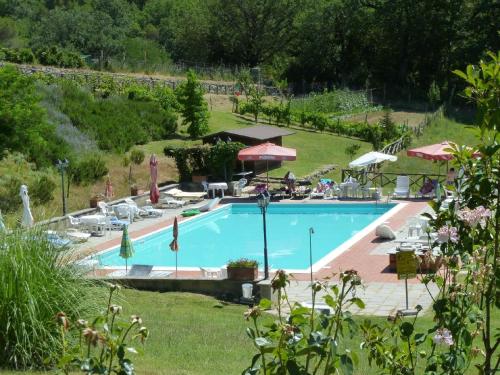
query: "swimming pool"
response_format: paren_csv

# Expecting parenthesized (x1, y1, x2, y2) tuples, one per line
(98, 203, 401, 272)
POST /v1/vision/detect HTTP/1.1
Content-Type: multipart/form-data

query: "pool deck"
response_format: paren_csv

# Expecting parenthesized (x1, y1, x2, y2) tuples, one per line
(80, 198, 430, 283)
(77, 198, 439, 316)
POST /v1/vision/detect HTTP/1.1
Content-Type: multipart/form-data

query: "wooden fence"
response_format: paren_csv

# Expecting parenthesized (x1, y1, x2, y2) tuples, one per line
(340, 170, 445, 192)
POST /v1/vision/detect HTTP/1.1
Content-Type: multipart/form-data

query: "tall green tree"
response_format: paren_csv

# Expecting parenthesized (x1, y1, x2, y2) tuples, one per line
(209, 0, 303, 65)
(175, 70, 210, 138)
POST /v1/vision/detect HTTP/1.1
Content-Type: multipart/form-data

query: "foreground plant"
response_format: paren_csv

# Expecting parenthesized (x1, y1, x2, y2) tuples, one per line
(56, 283, 148, 375)
(0, 229, 98, 369)
(243, 269, 364, 374)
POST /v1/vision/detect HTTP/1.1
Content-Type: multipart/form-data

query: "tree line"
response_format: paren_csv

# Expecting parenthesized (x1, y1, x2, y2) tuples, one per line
(0, 0, 498, 97)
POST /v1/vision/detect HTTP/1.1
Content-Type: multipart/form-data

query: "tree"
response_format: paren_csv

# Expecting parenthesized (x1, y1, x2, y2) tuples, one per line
(175, 70, 210, 138)
(209, 0, 302, 66)
(0, 66, 66, 167)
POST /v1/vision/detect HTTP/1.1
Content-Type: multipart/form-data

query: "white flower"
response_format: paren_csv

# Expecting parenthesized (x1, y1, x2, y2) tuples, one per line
(437, 225, 459, 243)
(433, 328, 454, 346)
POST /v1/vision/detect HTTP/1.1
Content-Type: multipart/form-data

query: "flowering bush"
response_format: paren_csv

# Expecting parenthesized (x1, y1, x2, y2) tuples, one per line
(56, 283, 148, 375)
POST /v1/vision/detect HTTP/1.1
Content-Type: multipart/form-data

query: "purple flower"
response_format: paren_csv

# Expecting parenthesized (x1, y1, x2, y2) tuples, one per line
(433, 328, 454, 346)
(437, 225, 459, 243)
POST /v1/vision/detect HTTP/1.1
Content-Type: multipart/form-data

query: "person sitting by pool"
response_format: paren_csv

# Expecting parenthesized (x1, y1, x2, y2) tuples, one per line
(419, 178, 434, 196)
(284, 171, 296, 194)
(446, 168, 456, 186)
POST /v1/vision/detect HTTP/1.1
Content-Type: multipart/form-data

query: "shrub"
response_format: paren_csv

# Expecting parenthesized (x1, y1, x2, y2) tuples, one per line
(227, 258, 258, 268)
(70, 154, 108, 185)
(35, 46, 84, 68)
(30, 174, 56, 205)
(0, 230, 100, 369)
(0, 47, 35, 64)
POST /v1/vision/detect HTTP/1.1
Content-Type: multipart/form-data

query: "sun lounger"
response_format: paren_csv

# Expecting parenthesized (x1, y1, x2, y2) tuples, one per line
(200, 267, 227, 279)
(65, 228, 91, 242)
(124, 198, 162, 217)
(164, 188, 206, 202)
(108, 265, 172, 278)
(159, 195, 186, 208)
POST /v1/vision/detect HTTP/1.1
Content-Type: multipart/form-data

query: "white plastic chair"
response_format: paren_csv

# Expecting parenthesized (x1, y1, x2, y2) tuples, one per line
(407, 217, 422, 238)
(392, 175, 410, 199)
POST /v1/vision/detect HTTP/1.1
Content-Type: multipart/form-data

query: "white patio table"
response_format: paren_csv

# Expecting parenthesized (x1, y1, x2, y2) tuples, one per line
(208, 182, 228, 198)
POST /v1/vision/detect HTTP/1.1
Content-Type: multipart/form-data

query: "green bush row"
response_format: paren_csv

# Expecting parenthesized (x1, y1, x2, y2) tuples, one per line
(290, 89, 378, 115)
(292, 109, 407, 149)
(0, 46, 84, 68)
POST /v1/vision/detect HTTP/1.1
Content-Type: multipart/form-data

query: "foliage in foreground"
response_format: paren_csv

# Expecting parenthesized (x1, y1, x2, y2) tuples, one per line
(243, 52, 499, 374)
(0, 230, 100, 369)
(243, 270, 364, 374)
(56, 284, 148, 375)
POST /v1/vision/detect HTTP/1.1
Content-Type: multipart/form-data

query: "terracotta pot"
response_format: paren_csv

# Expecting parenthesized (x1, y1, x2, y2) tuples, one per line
(131, 187, 144, 196)
(227, 267, 258, 281)
(89, 197, 99, 208)
(192, 175, 208, 183)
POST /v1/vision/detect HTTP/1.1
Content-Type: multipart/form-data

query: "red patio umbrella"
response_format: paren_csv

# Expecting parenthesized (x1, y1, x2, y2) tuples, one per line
(169, 216, 179, 278)
(407, 141, 458, 161)
(149, 154, 160, 204)
(238, 142, 297, 185)
(407, 140, 480, 178)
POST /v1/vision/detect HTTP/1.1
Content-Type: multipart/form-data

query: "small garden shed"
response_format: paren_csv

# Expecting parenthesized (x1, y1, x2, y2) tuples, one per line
(202, 125, 295, 175)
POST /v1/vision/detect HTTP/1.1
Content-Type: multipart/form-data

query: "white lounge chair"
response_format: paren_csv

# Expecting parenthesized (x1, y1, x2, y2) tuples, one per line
(159, 195, 186, 208)
(124, 198, 162, 217)
(200, 266, 227, 279)
(66, 228, 91, 242)
(164, 188, 206, 202)
(391, 175, 410, 199)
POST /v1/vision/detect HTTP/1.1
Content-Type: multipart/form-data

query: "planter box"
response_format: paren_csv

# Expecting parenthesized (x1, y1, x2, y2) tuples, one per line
(227, 267, 258, 281)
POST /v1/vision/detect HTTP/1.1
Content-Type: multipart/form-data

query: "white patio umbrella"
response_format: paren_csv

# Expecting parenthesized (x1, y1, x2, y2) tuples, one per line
(349, 151, 397, 168)
(20, 184, 34, 228)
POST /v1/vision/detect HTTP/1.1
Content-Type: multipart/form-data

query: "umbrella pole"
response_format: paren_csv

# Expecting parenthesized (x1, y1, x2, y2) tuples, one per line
(176, 252, 178, 279)
(266, 160, 269, 187)
(126, 258, 128, 274)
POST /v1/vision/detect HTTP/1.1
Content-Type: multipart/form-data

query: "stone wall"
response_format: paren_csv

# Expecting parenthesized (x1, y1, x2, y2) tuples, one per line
(1, 62, 279, 96)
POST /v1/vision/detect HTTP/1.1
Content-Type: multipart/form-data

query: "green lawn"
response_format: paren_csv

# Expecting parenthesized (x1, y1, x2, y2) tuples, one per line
(140, 110, 372, 183)
(3, 289, 496, 375)
(381, 116, 479, 176)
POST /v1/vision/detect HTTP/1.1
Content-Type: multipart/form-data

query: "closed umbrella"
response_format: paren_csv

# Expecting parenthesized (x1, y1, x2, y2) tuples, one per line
(119, 225, 134, 273)
(104, 175, 114, 200)
(20, 185, 34, 228)
(169, 217, 179, 278)
(0, 209, 6, 233)
(149, 154, 160, 204)
(238, 142, 297, 186)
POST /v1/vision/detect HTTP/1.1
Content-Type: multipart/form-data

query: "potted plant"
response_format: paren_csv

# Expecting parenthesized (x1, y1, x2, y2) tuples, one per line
(227, 258, 259, 281)
(90, 193, 104, 208)
(130, 184, 143, 196)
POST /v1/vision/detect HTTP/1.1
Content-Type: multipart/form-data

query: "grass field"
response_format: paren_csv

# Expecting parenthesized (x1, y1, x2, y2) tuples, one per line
(2, 289, 496, 375)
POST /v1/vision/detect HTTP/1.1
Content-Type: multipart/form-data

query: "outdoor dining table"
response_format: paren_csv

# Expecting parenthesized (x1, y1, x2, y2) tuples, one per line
(208, 182, 228, 198)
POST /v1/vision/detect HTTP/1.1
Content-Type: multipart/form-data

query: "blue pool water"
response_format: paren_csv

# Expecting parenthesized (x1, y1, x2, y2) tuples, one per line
(98, 203, 396, 271)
